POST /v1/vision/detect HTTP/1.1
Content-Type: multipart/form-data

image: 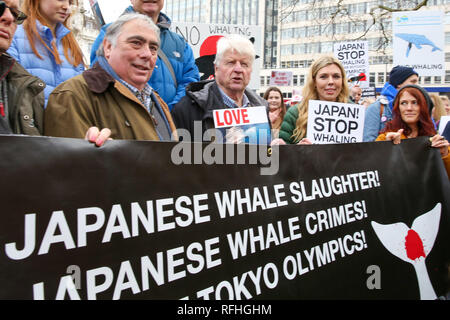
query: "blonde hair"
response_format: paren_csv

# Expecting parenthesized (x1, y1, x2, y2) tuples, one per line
(291, 56, 349, 142)
(440, 95, 449, 105)
(430, 93, 446, 122)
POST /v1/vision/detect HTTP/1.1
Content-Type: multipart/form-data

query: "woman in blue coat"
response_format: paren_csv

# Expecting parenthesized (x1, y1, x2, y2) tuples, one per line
(8, 0, 84, 106)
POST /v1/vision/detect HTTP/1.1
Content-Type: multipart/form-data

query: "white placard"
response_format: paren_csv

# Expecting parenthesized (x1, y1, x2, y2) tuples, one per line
(334, 41, 369, 88)
(269, 71, 293, 87)
(170, 22, 262, 90)
(438, 116, 450, 135)
(306, 100, 366, 144)
(213, 106, 268, 128)
(393, 11, 445, 77)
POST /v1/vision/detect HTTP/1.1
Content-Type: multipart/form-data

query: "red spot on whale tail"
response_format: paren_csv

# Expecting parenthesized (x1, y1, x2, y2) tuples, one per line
(405, 229, 426, 260)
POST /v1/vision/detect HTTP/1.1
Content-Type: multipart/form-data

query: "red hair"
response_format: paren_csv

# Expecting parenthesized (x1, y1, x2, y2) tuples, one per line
(383, 87, 436, 137)
(21, 0, 84, 67)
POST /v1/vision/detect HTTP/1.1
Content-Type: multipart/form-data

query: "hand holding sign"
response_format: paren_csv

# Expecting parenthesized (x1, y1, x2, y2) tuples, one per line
(385, 129, 404, 145)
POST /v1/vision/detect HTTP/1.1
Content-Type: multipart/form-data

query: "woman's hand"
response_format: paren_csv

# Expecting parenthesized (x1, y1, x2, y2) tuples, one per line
(271, 138, 286, 146)
(430, 134, 449, 157)
(297, 138, 313, 145)
(385, 129, 403, 145)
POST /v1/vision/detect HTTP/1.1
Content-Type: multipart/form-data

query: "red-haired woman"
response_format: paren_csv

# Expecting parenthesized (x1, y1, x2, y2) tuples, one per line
(376, 85, 450, 178)
(7, 0, 84, 106)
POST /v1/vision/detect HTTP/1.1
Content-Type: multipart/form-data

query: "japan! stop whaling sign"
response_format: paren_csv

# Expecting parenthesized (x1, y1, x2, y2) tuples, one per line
(334, 41, 369, 88)
(306, 100, 366, 144)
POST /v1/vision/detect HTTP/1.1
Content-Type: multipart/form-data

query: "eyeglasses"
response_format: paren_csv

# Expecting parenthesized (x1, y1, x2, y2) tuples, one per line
(0, 1, 27, 25)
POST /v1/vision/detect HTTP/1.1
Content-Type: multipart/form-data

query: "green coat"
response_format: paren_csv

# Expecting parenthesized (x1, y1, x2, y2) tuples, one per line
(2, 54, 45, 135)
(279, 105, 301, 144)
(44, 63, 177, 141)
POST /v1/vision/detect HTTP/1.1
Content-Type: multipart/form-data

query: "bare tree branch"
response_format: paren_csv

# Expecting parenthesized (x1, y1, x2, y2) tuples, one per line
(280, 0, 432, 55)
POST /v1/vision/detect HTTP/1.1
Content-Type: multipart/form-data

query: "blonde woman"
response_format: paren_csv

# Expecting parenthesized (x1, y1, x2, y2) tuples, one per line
(440, 95, 450, 116)
(430, 93, 446, 126)
(272, 56, 349, 145)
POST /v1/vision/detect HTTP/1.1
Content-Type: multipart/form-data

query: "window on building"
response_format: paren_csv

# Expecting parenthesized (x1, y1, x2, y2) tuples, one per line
(293, 43, 306, 55)
(321, 42, 333, 53)
(424, 76, 431, 84)
(377, 73, 384, 84)
(446, 71, 450, 84)
(282, 29, 292, 40)
(370, 72, 376, 86)
(307, 25, 320, 37)
(281, 45, 293, 55)
(260, 76, 265, 86)
(293, 75, 298, 86)
(434, 76, 442, 84)
(299, 75, 305, 86)
(310, 43, 320, 53)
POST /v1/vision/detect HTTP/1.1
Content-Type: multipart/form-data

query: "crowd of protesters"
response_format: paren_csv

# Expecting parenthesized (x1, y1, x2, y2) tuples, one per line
(0, 0, 449, 178)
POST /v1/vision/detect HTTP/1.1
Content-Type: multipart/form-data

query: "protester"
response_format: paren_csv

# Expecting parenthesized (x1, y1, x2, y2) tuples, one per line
(90, 0, 199, 110)
(273, 55, 349, 145)
(430, 93, 446, 127)
(363, 65, 419, 141)
(171, 34, 269, 143)
(263, 86, 286, 139)
(0, 0, 45, 135)
(349, 84, 362, 104)
(361, 97, 376, 109)
(440, 95, 450, 115)
(44, 13, 177, 146)
(7, 0, 84, 106)
(376, 85, 449, 178)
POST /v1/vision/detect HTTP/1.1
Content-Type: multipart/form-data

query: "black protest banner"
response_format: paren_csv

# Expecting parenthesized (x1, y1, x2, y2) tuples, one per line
(0, 135, 448, 300)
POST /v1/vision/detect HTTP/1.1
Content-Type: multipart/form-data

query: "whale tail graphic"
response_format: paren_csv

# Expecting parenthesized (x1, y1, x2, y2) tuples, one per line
(371, 203, 441, 300)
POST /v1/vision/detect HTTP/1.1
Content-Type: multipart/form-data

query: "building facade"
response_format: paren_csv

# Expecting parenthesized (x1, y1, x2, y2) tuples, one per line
(268, 0, 450, 99)
(72, 1, 100, 65)
(165, 0, 450, 99)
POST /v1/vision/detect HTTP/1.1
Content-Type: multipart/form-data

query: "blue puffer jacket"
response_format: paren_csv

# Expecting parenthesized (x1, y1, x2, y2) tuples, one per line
(7, 21, 84, 107)
(363, 82, 397, 142)
(90, 7, 200, 110)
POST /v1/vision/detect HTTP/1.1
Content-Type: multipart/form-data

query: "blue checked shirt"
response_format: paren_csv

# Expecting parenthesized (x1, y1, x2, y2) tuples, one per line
(217, 86, 250, 109)
(119, 79, 153, 113)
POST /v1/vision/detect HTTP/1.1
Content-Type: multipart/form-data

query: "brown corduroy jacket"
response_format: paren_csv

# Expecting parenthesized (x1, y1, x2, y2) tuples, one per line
(44, 63, 177, 141)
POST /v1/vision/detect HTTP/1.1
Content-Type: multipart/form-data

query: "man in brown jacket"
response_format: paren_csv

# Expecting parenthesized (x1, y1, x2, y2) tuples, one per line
(44, 13, 177, 146)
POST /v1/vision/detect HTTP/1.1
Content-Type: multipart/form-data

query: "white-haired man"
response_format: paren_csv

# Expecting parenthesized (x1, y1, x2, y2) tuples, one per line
(45, 13, 177, 145)
(171, 34, 268, 142)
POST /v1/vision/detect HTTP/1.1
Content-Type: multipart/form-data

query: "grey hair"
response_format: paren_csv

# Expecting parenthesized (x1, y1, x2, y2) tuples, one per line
(213, 34, 256, 66)
(96, 13, 160, 57)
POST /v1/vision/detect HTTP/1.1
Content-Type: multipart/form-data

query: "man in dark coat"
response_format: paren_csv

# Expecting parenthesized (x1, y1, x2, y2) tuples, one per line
(0, 0, 45, 135)
(171, 34, 268, 143)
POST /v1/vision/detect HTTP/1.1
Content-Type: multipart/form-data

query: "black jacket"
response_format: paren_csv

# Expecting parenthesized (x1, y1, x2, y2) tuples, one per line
(171, 80, 268, 142)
